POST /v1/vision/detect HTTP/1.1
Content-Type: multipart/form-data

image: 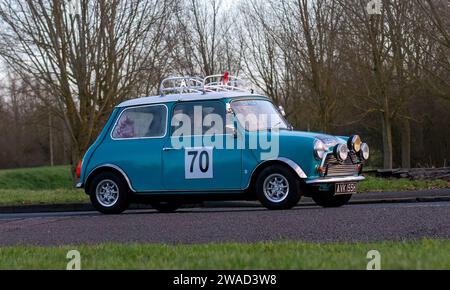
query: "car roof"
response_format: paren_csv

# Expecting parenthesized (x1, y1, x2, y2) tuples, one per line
(116, 91, 267, 108)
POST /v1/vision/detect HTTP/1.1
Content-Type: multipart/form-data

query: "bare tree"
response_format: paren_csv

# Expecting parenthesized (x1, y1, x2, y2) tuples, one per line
(337, 0, 397, 169)
(414, 0, 450, 101)
(172, 0, 242, 76)
(242, 0, 347, 133)
(0, 0, 449, 171)
(0, 70, 68, 168)
(0, 0, 175, 174)
(338, 0, 449, 169)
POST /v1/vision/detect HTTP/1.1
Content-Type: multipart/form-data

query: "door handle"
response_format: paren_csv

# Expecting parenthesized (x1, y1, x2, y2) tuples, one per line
(163, 147, 176, 151)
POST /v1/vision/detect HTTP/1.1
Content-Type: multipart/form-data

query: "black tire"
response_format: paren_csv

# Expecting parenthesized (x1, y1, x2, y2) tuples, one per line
(255, 164, 302, 210)
(312, 191, 352, 208)
(88, 172, 130, 214)
(150, 201, 180, 213)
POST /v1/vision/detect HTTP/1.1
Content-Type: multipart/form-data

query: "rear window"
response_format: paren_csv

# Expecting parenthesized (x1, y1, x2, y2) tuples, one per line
(112, 105, 167, 139)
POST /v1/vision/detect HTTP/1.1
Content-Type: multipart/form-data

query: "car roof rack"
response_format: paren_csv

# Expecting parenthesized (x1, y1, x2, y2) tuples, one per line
(203, 74, 249, 93)
(160, 73, 251, 96)
(159, 77, 204, 95)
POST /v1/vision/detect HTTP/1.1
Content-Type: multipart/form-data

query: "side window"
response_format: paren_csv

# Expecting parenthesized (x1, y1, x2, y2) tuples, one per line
(112, 105, 167, 139)
(171, 102, 225, 136)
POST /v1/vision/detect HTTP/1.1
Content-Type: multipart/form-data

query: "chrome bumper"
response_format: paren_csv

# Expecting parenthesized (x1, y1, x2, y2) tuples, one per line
(305, 175, 365, 184)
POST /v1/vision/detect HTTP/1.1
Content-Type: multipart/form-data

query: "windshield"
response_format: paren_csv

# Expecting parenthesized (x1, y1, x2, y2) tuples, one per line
(231, 99, 289, 131)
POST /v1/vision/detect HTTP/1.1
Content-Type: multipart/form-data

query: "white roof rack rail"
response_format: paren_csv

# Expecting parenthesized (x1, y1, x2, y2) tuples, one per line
(159, 73, 252, 96)
(203, 74, 248, 93)
(160, 77, 204, 95)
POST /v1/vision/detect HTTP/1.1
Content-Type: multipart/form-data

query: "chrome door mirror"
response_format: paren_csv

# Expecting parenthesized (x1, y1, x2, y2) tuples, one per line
(226, 124, 238, 139)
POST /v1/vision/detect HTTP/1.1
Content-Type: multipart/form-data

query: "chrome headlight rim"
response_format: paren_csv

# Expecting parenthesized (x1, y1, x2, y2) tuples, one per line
(360, 142, 370, 161)
(334, 143, 349, 162)
(348, 135, 362, 153)
(313, 139, 326, 160)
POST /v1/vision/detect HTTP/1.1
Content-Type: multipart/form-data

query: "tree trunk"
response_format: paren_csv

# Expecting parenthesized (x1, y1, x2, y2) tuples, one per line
(381, 112, 393, 169)
(401, 118, 411, 169)
(48, 111, 54, 167)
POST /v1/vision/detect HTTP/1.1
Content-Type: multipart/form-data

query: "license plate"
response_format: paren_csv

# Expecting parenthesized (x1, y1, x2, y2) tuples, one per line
(335, 183, 357, 195)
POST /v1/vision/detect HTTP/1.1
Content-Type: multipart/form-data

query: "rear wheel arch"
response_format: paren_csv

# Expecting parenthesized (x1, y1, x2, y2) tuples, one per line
(84, 165, 134, 195)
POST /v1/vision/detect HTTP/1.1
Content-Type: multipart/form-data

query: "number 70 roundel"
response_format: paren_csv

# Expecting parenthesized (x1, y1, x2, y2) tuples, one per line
(184, 147, 213, 179)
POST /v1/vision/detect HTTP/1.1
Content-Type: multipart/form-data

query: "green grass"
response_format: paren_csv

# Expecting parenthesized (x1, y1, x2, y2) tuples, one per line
(0, 166, 86, 206)
(0, 189, 88, 206)
(0, 166, 73, 190)
(0, 239, 448, 270)
(359, 175, 448, 192)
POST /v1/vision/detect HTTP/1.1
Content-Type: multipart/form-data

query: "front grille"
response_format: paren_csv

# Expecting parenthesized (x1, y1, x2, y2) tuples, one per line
(325, 152, 361, 177)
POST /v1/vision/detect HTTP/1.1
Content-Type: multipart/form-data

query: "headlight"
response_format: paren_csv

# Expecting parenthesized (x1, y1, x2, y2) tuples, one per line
(314, 140, 326, 160)
(348, 135, 362, 152)
(360, 143, 370, 160)
(334, 144, 349, 162)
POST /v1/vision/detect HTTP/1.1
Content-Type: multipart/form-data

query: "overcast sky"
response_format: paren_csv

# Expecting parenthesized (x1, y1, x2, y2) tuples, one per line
(0, 0, 241, 83)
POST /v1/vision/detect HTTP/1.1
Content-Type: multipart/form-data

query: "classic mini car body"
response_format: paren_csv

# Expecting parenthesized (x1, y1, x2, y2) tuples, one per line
(76, 74, 370, 214)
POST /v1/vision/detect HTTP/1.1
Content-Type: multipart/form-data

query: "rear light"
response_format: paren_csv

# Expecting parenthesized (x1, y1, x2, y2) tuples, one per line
(76, 160, 83, 179)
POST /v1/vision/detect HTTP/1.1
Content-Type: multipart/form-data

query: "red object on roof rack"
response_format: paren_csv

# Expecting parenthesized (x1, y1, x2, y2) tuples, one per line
(222, 71, 229, 85)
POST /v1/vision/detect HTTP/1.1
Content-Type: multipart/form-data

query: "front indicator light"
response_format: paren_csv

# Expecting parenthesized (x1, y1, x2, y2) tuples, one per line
(317, 166, 327, 175)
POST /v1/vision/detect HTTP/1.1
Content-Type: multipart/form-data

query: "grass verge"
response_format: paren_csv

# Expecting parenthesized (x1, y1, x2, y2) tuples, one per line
(0, 189, 88, 206)
(359, 175, 448, 192)
(0, 166, 72, 190)
(0, 239, 448, 270)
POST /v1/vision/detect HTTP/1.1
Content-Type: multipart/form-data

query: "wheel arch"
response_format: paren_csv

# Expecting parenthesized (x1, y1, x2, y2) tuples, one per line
(84, 164, 136, 195)
(246, 158, 307, 195)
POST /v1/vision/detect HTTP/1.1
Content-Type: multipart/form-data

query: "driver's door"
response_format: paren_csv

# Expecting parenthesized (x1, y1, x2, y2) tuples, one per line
(162, 100, 242, 191)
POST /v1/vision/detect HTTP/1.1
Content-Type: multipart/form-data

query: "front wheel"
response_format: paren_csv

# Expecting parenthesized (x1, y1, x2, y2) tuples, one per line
(255, 165, 302, 210)
(89, 172, 130, 214)
(312, 191, 352, 208)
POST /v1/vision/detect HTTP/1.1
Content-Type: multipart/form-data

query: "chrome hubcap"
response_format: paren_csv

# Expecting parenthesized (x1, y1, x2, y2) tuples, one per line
(263, 174, 290, 203)
(96, 180, 119, 207)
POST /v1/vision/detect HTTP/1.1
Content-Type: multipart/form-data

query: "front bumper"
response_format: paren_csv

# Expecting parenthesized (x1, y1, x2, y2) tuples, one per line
(305, 175, 365, 184)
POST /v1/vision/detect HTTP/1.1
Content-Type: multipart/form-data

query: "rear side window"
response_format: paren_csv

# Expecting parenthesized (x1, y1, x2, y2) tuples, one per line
(112, 105, 167, 139)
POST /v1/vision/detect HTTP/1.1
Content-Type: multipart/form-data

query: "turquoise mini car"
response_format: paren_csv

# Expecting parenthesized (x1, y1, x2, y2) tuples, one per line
(76, 74, 370, 214)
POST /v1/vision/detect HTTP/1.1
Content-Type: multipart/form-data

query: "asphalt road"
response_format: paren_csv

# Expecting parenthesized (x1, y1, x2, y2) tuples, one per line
(0, 201, 449, 246)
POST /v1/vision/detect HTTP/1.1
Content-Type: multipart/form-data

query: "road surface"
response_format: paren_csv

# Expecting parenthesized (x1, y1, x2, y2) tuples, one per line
(0, 201, 449, 246)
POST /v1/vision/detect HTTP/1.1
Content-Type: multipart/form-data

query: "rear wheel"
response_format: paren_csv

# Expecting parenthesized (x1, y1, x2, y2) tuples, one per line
(150, 201, 180, 213)
(89, 172, 130, 214)
(312, 190, 352, 208)
(255, 165, 302, 210)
